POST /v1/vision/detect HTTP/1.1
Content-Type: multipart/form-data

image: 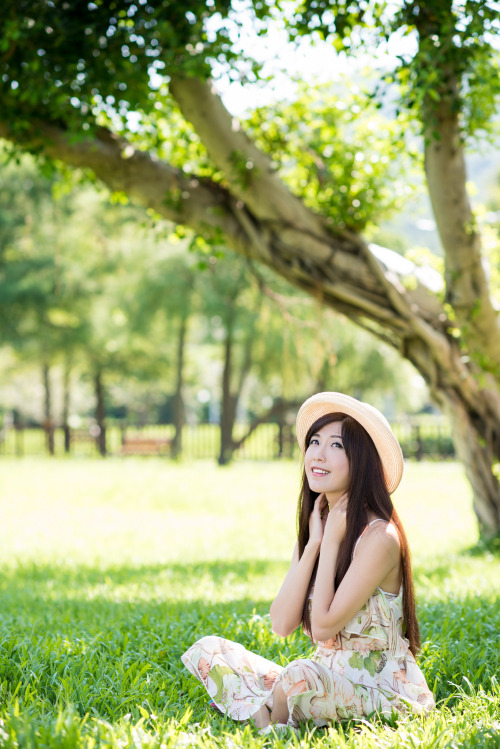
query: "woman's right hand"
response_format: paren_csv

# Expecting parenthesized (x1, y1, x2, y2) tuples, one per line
(308, 493, 328, 548)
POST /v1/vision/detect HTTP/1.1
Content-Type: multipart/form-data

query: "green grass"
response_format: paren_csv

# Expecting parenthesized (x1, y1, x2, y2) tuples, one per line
(0, 458, 498, 748)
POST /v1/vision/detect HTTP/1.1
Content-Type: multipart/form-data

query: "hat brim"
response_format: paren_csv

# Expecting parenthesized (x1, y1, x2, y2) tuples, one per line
(296, 392, 403, 494)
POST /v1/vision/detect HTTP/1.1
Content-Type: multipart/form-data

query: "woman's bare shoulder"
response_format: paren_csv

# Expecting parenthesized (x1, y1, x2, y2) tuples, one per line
(362, 519, 400, 555)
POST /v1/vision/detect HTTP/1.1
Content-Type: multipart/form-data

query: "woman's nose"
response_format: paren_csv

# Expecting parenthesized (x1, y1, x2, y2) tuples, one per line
(315, 445, 326, 461)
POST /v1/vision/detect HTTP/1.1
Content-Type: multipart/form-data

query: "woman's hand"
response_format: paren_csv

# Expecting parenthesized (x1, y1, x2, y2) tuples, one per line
(308, 493, 329, 548)
(323, 492, 348, 546)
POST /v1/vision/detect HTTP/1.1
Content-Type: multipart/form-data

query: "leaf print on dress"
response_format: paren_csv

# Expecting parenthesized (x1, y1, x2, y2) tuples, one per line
(206, 666, 238, 703)
(309, 692, 337, 721)
(181, 586, 435, 727)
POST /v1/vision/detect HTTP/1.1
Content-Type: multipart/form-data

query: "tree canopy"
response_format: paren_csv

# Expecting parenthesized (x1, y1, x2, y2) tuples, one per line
(1, 0, 500, 533)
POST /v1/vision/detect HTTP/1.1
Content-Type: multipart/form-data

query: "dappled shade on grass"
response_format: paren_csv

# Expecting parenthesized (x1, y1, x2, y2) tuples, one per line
(0, 458, 498, 747)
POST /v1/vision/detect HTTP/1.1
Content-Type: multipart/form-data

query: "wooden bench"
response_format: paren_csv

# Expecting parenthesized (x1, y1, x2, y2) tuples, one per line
(120, 437, 172, 456)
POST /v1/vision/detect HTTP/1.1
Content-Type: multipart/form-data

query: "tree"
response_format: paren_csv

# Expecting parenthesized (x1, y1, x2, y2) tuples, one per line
(197, 253, 264, 464)
(0, 153, 183, 449)
(1, 1, 500, 533)
(0, 152, 93, 450)
(127, 247, 198, 456)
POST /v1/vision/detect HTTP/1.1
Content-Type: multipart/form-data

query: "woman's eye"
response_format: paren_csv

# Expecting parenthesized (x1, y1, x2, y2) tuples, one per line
(332, 441, 343, 449)
(309, 438, 319, 446)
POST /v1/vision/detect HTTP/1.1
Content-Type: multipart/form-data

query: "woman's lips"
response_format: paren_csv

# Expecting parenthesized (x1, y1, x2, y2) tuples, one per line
(311, 467, 329, 476)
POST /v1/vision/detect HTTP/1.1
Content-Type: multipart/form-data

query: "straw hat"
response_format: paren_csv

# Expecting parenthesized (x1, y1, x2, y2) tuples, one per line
(296, 392, 403, 494)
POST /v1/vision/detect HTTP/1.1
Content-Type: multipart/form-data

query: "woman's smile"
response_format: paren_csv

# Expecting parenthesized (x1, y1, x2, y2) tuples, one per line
(311, 467, 330, 476)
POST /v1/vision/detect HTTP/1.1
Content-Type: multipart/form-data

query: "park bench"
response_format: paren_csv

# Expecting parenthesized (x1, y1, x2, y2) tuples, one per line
(120, 436, 172, 456)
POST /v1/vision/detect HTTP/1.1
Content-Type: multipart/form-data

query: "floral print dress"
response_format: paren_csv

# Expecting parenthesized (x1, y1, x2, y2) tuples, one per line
(181, 523, 435, 727)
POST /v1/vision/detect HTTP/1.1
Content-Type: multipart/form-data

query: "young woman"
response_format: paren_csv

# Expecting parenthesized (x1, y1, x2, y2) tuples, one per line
(181, 392, 435, 732)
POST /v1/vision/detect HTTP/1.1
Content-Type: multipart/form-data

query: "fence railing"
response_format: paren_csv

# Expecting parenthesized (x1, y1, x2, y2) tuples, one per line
(0, 419, 455, 461)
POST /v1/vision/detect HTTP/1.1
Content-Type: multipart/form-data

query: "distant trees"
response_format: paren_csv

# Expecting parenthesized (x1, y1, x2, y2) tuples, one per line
(0, 155, 420, 459)
(0, 156, 90, 451)
(0, 154, 172, 453)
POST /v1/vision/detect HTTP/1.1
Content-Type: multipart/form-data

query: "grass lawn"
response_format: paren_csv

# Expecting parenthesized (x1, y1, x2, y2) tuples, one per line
(0, 457, 498, 748)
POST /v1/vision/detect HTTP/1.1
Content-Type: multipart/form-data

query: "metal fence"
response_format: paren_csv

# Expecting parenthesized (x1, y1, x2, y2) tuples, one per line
(0, 419, 455, 461)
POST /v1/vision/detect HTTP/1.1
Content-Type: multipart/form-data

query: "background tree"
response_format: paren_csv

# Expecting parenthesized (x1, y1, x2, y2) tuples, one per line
(1, 0, 500, 531)
(199, 253, 265, 465)
(0, 154, 182, 449)
(127, 247, 198, 457)
(0, 154, 92, 450)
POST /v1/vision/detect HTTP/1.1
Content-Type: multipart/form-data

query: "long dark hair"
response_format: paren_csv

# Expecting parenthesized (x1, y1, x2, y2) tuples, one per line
(297, 412, 421, 656)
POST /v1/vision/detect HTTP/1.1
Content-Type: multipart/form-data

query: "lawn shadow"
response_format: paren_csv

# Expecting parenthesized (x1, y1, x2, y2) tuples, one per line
(0, 558, 291, 724)
(0, 556, 498, 724)
(1, 557, 287, 590)
(0, 557, 297, 697)
(410, 543, 499, 705)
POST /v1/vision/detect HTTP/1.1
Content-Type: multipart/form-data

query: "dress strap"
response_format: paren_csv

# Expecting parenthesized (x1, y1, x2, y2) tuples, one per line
(352, 518, 388, 557)
(367, 518, 388, 528)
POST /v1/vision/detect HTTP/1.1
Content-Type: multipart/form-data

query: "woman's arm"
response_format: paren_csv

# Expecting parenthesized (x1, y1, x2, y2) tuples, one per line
(311, 512, 400, 642)
(269, 541, 319, 636)
(270, 494, 327, 637)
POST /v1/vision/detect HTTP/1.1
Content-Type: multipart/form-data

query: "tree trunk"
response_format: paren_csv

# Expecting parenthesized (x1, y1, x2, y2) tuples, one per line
(218, 315, 256, 465)
(42, 363, 54, 456)
(62, 359, 71, 454)
(171, 313, 188, 459)
(438, 392, 500, 532)
(94, 369, 107, 457)
(218, 322, 238, 465)
(423, 99, 500, 371)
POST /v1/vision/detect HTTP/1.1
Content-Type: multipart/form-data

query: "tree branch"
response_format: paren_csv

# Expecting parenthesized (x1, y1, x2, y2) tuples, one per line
(0, 116, 444, 337)
(169, 74, 335, 242)
(0, 120, 239, 240)
(0, 113, 465, 399)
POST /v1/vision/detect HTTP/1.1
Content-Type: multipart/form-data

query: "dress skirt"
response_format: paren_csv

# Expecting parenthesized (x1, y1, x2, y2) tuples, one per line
(181, 587, 435, 728)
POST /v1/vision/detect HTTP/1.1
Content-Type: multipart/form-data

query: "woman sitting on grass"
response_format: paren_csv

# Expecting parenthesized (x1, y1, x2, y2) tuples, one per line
(182, 392, 435, 732)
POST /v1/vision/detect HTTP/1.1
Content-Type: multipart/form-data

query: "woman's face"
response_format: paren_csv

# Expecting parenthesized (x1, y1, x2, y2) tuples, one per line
(305, 421, 350, 504)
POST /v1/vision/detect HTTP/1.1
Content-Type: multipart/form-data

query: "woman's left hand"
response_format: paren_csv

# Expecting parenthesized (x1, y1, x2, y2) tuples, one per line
(323, 493, 348, 546)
